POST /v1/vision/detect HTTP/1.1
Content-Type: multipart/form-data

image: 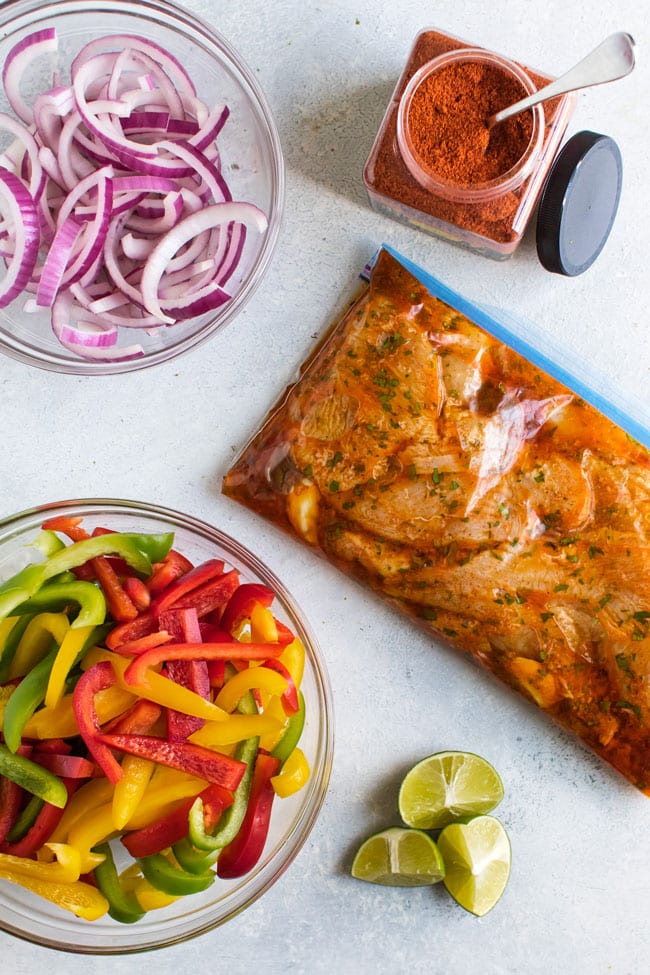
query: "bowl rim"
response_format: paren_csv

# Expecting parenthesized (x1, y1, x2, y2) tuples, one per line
(0, 0, 285, 375)
(0, 497, 334, 953)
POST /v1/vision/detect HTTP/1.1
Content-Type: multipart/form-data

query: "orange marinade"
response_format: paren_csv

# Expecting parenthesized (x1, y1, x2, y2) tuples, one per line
(224, 249, 650, 795)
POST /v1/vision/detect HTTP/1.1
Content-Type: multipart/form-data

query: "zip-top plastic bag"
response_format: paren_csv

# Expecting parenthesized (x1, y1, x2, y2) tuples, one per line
(224, 245, 650, 795)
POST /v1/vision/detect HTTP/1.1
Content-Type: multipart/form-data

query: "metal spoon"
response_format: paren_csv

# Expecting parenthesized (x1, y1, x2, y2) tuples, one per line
(487, 32, 636, 128)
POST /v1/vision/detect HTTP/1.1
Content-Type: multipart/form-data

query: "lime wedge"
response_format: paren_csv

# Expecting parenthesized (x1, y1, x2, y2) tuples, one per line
(398, 751, 504, 830)
(351, 827, 445, 887)
(437, 815, 511, 916)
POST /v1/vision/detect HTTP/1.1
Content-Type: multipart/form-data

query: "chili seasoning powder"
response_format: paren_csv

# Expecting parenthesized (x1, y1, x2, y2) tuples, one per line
(363, 29, 576, 258)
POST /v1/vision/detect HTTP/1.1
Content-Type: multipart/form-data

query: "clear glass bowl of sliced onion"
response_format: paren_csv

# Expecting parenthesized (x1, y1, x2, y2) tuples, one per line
(0, 0, 284, 373)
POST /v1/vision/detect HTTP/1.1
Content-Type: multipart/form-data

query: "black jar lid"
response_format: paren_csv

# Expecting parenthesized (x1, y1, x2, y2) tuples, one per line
(536, 131, 622, 276)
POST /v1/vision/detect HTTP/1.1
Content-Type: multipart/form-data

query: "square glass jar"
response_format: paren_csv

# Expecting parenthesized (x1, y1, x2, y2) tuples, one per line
(363, 28, 576, 259)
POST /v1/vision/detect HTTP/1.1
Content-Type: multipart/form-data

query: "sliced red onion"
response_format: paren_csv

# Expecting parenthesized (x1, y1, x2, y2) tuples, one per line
(140, 201, 267, 319)
(0, 170, 40, 308)
(36, 216, 83, 306)
(2, 29, 58, 124)
(0, 30, 268, 360)
(71, 35, 197, 98)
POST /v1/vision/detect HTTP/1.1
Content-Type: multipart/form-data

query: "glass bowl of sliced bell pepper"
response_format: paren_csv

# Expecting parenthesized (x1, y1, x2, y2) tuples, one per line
(0, 499, 333, 952)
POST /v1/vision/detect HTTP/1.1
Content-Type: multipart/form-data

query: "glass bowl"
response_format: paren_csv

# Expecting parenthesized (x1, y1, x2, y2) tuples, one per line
(0, 0, 284, 374)
(0, 499, 333, 952)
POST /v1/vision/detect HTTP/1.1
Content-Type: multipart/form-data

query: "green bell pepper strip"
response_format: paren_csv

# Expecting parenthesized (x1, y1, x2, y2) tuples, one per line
(0, 532, 174, 622)
(10, 581, 107, 629)
(30, 531, 66, 557)
(5, 795, 44, 843)
(188, 735, 259, 852)
(271, 691, 306, 765)
(0, 614, 33, 684)
(171, 837, 219, 874)
(138, 852, 215, 896)
(92, 842, 145, 924)
(0, 743, 68, 808)
(2, 644, 59, 752)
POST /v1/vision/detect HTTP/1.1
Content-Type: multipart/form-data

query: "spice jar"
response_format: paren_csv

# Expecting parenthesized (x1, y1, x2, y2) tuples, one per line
(364, 28, 576, 260)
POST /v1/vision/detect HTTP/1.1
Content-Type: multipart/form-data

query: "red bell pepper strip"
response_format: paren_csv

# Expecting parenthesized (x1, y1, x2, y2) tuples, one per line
(274, 619, 298, 647)
(91, 557, 138, 623)
(0, 779, 77, 857)
(220, 583, 275, 633)
(146, 549, 194, 595)
(110, 630, 174, 657)
(105, 612, 158, 650)
(159, 608, 209, 743)
(123, 640, 285, 688)
(32, 753, 97, 779)
(122, 576, 151, 612)
(261, 659, 300, 716)
(0, 776, 23, 844)
(172, 570, 240, 619)
(216, 753, 281, 879)
(152, 559, 227, 615)
(34, 738, 73, 755)
(72, 662, 123, 784)
(42, 517, 138, 621)
(120, 783, 232, 858)
(99, 734, 247, 791)
(102, 699, 162, 735)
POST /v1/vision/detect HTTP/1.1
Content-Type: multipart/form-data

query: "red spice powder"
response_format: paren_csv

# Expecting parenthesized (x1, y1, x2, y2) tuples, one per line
(407, 61, 534, 185)
(363, 30, 569, 247)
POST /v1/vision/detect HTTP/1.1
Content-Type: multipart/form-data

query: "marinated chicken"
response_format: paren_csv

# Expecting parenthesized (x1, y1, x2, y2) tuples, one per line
(223, 248, 650, 794)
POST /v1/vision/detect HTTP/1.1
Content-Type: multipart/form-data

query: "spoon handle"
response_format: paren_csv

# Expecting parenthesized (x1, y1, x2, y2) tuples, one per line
(488, 32, 636, 128)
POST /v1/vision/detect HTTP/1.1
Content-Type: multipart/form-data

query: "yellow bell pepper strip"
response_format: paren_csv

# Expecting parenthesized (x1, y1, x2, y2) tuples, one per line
(188, 736, 258, 851)
(66, 803, 119, 864)
(2, 645, 60, 752)
(0, 614, 32, 683)
(8, 611, 69, 679)
(220, 583, 275, 634)
(0, 842, 82, 883)
(124, 773, 209, 830)
(0, 531, 174, 623)
(0, 868, 109, 921)
(214, 666, 288, 713)
(188, 712, 284, 748)
(278, 637, 306, 688)
(72, 661, 124, 783)
(270, 747, 310, 798)
(89, 647, 229, 722)
(10, 580, 107, 631)
(92, 842, 145, 924)
(44, 623, 101, 709)
(0, 742, 67, 808)
(111, 755, 155, 830)
(49, 777, 114, 843)
(270, 691, 306, 764)
(138, 851, 215, 896)
(0, 682, 14, 727)
(99, 733, 247, 790)
(250, 602, 279, 643)
(258, 695, 289, 753)
(131, 875, 179, 911)
(216, 752, 281, 879)
(23, 683, 137, 740)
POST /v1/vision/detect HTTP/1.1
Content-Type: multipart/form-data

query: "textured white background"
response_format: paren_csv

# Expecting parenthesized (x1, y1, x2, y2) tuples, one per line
(1, 0, 649, 972)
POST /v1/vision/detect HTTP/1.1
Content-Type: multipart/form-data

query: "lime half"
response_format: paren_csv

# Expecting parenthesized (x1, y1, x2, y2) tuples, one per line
(437, 815, 511, 916)
(398, 751, 504, 830)
(351, 827, 445, 887)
